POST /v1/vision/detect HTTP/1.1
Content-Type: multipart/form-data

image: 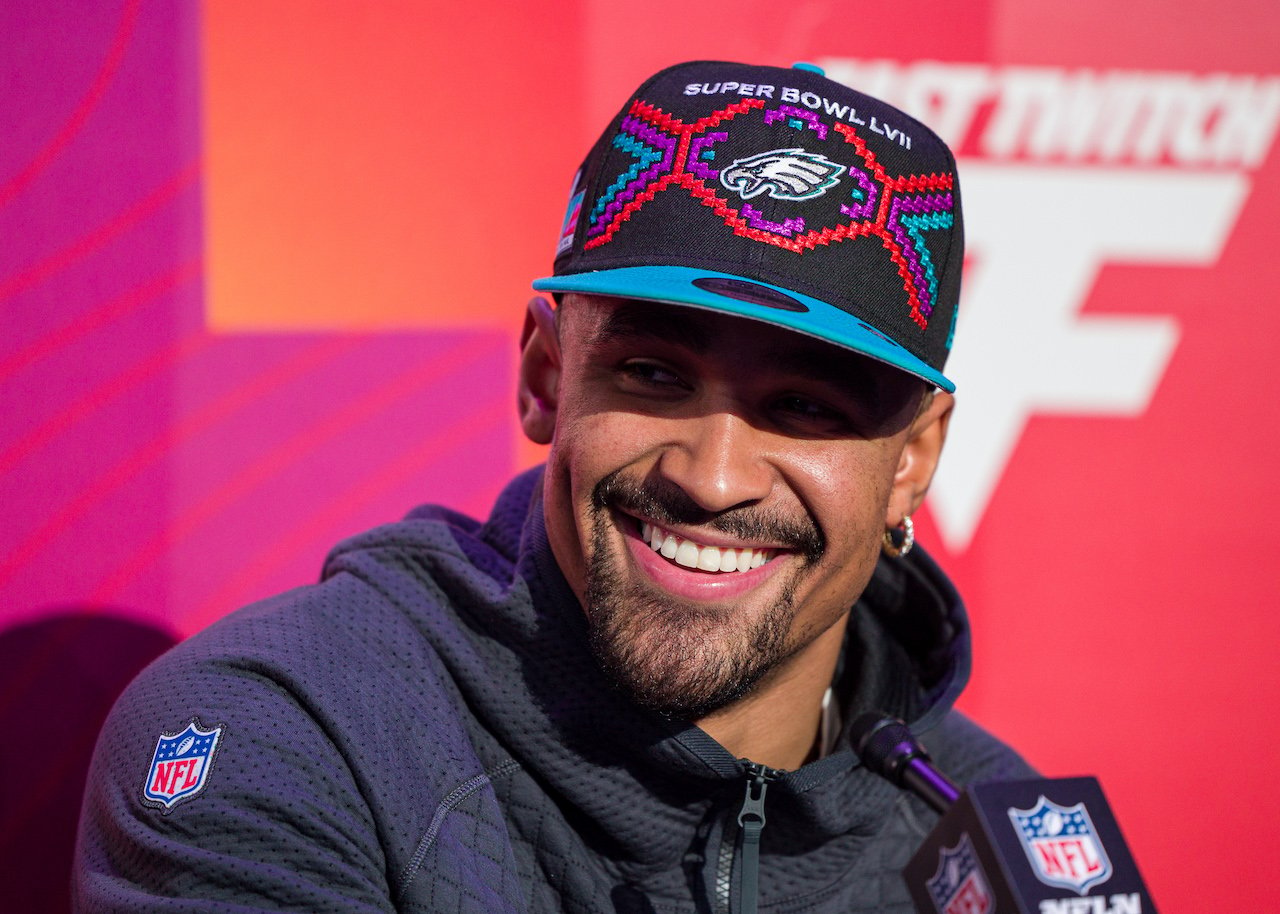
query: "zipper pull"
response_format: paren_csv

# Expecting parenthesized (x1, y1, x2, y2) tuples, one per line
(736, 761, 781, 914)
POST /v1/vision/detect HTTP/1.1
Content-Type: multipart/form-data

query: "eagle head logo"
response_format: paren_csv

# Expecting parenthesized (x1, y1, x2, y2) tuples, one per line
(719, 148, 846, 201)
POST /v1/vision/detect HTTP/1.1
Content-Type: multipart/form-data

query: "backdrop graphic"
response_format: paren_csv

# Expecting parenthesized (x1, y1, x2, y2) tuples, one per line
(3, 1, 1278, 909)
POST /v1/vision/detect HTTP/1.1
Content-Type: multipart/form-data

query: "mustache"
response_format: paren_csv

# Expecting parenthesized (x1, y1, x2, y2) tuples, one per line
(592, 470, 825, 563)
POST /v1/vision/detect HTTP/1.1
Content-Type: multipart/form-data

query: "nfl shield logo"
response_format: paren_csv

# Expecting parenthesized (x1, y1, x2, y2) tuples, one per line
(141, 719, 223, 813)
(1007, 796, 1113, 895)
(926, 833, 995, 914)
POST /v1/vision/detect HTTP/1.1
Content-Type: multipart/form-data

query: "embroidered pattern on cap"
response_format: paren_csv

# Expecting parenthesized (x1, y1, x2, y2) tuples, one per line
(584, 97, 953, 330)
(141, 718, 224, 813)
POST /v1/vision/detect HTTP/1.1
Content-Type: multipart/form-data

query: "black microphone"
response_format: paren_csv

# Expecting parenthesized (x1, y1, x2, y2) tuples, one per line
(851, 712, 1159, 914)
(851, 713, 960, 814)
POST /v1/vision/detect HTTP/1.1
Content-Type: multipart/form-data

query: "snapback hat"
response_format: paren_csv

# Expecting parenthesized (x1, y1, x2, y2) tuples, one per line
(533, 60, 963, 392)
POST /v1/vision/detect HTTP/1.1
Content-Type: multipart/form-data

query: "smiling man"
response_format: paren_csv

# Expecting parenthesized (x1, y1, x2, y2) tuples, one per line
(522, 295, 952, 772)
(76, 62, 1031, 913)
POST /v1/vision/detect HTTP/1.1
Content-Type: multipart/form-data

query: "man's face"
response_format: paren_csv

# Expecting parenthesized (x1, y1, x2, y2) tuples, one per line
(525, 294, 943, 721)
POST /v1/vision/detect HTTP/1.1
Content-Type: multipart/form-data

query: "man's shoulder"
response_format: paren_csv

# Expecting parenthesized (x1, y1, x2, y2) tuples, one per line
(101, 573, 475, 785)
(108, 467, 548, 767)
(76, 473, 548, 909)
(78, 565, 508, 909)
(127, 532, 506, 737)
(921, 710, 1037, 786)
(138, 570, 423, 689)
(318, 467, 543, 607)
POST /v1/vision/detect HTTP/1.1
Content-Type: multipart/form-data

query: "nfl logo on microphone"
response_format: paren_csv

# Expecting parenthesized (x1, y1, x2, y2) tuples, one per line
(1008, 796, 1113, 895)
(141, 719, 223, 813)
(926, 832, 994, 914)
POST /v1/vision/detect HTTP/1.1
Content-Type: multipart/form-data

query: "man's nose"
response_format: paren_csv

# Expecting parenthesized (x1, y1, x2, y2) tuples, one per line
(657, 412, 774, 514)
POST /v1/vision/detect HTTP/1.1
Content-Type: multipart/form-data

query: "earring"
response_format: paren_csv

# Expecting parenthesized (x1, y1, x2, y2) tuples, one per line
(882, 515, 915, 558)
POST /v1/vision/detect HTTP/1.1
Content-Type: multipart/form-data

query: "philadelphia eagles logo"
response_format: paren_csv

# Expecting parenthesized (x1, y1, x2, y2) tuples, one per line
(719, 148, 846, 201)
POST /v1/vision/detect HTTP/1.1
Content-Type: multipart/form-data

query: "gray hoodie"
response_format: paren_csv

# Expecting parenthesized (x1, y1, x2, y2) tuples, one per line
(75, 467, 1031, 912)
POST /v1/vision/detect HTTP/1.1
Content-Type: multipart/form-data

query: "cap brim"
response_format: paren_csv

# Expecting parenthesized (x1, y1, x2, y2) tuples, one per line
(532, 265, 954, 393)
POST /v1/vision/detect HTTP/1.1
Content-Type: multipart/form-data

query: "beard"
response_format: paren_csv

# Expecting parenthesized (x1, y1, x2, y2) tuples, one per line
(583, 470, 825, 721)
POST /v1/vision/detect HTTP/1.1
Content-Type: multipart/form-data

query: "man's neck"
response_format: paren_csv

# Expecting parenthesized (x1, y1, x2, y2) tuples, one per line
(695, 615, 849, 770)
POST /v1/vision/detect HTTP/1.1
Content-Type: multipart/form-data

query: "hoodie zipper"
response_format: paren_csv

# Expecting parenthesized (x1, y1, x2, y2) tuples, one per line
(733, 761, 782, 914)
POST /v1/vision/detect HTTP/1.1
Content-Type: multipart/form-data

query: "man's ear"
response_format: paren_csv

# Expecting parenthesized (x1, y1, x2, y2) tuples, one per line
(885, 390, 954, 527)
(517, 296, 561, 445)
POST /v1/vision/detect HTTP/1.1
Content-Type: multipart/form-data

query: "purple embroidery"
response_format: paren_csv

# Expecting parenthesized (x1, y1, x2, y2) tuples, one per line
(688, 132, 729, 180)
(839, 169, 879, 219)
(763, 105, 828, 139)
(885, 192, 953, 317)
(741, 204, 806, 237)
(588, 115, 677, 237)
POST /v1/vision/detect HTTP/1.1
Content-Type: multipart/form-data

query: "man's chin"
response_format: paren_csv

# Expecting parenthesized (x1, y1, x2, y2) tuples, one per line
(589, 631, 761, 721)
(583, 578, 793, 722)
(583, 484, 805, 721)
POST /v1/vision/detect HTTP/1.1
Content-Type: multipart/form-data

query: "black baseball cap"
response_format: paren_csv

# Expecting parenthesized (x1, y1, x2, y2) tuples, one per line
(533, 60, 963, 392)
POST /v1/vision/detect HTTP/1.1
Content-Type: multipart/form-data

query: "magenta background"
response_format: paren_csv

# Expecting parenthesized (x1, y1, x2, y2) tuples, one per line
(1, 3, 514, 639)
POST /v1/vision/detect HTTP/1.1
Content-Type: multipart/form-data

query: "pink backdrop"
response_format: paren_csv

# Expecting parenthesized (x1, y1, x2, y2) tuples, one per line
(4, 1, 1278, 909)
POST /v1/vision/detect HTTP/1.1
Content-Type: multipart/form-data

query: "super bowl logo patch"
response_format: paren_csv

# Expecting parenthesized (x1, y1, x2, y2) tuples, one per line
(1008, 796, 1113, 895)
(141, 719, 224, 813)
(926, 832, 995, 914)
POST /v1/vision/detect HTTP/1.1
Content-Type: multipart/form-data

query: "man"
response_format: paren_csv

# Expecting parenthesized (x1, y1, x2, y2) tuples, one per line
(75, 61, 1031, 912)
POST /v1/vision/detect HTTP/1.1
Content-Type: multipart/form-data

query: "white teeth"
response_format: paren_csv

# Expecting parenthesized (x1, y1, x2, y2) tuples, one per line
(697, 546, 722, 572)
(638, 521, 773, 574)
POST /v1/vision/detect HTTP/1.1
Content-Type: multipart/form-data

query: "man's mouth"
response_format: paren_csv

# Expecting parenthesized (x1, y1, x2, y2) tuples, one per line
(639, 520, 776, 574)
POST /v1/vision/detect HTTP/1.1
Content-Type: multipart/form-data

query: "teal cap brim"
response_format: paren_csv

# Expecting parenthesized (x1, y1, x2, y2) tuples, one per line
(532, 265, 954, 393)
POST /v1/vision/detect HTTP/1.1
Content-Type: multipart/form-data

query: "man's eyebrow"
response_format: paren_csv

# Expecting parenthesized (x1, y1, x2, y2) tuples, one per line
(591, 301, 712, 353)
(768, 344, 848, 380)
(765, 340, 884, 391)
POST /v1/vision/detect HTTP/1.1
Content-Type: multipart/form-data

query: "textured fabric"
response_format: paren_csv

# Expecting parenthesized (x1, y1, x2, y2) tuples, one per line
(74, 468, 1032, 912)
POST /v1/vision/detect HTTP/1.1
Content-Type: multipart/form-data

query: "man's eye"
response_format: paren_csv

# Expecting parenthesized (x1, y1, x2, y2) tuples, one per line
(773, 395, 851, 432)
(776, 395, 831, 418)
(619, 361, 685, 388)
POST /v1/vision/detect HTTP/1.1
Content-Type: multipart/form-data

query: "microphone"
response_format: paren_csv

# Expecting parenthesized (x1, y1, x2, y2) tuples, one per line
(851, 713, 959, 814)
(850, 713, 1159, 914)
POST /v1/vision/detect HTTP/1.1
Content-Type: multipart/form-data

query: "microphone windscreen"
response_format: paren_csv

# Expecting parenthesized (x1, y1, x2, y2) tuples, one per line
(850, 713, 926, 782)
